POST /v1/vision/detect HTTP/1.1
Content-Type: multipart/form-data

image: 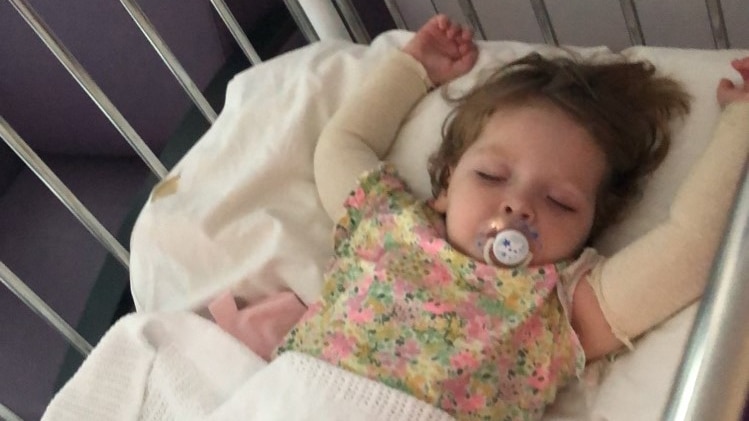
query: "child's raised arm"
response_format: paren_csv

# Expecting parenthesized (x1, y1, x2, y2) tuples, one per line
(572, 58, 749, 359)
(314, 16, 477, 221)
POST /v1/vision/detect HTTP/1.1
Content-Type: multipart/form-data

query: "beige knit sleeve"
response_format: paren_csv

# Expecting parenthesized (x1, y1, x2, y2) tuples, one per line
(314, 50, 433, 221)
(586, 101, 749, 343)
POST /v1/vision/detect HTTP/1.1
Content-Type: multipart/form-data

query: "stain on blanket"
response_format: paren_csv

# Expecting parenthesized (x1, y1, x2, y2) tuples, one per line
(150, 174, 180, 201)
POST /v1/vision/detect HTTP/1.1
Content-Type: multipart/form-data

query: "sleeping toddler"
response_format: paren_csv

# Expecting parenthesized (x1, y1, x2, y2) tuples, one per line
(211, 15, 749, 420)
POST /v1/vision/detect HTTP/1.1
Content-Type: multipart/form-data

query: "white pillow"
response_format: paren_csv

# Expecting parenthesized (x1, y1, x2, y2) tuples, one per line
(585, 45, 748, 421)
(129, 30, 747, 421)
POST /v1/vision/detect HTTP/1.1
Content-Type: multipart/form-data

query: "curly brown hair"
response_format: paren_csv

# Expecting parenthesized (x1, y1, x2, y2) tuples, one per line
(427, 52, 691, 241)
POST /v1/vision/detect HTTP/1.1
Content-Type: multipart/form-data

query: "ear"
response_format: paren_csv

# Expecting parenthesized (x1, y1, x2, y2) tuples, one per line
(432, 189, 448, 213)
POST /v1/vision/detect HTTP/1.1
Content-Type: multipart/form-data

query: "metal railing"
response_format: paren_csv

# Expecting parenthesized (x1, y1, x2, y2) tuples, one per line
(1, 0, 261, 418)
(663, 161, 749, 420)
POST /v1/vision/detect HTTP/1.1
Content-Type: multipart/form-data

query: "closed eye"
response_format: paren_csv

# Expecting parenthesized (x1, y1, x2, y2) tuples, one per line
(548, 196, 576, 212)
(476, 171, 505, 182)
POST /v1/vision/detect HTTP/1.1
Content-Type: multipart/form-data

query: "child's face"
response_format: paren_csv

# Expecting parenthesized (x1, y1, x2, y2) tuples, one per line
(433, 102, 608, 265)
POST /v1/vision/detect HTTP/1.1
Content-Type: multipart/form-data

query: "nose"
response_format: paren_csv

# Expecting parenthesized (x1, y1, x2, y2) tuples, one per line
(500, 196, 534, 222)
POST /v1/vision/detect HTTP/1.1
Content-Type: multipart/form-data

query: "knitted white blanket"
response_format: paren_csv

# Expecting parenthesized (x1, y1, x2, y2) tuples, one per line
(42, 312, 452, 421)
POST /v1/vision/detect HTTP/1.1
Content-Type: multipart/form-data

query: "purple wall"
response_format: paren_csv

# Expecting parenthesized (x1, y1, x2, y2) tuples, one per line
(0, 0, 277, 158)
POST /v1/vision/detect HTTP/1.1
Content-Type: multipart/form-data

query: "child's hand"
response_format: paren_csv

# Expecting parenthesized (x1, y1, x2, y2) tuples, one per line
(402, 14, 478, 86)
(717, 56, 749, 107)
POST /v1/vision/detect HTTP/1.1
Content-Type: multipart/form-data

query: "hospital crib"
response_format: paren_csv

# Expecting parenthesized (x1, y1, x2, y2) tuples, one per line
(1, 1, 747, 420)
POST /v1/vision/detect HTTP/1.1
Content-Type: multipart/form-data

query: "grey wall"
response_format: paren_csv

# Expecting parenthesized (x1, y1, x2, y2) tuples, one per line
(392, 0, 749, 50)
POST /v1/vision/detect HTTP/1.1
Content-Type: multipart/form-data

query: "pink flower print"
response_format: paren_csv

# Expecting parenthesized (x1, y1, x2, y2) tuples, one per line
(396, 338, 421, 360)
(528, 366, 552, 391)
(514, 315, 543, 343)
(392, 279, 415, 299)
(456, 394, 485, 412)
(420, 237, 445, 255)
(356, 246, 385, 262)
(441, 375, 485, 412)
(348, 305, 375, 324)
(344, 188, 366, 209)
(535, 264, 560, 290)
(423, 300, 453, 315)
(465, 317, 491, 344)
(422, 262, 452, 287)
(449, 351, 480, 371)
(322, 332, 355, 362)
(346, 293, 375, 324)
(381, 174, 405, 191)
(357, 275, 374, 293)
(474, 264, 499, 282)
(299, 301, 323, 323)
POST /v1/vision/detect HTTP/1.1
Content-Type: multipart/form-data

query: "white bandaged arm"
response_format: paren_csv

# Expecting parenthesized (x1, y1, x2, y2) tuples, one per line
(588, 102, 749, 344)
(314, 51, 432, 220)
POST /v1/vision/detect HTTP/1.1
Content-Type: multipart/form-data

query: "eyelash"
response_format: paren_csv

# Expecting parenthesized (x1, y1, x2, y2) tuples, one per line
(476, 171, 505, 182)
(548, 196, 575, 212)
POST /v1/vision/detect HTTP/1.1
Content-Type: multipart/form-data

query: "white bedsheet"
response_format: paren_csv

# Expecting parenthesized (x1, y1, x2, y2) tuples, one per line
(124, 31, 747, 420)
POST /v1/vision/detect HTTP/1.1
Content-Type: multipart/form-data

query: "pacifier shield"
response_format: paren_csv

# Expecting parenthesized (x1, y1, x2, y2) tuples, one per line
(492, 229, 530, 266)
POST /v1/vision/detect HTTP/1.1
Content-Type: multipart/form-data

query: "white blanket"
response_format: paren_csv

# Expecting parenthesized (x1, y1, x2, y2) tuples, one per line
(99, 31, 746, 420)
(43, 312, 453, 421)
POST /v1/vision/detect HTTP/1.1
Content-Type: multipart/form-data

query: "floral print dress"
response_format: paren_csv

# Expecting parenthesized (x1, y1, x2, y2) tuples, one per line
(276, 164, 590, 421)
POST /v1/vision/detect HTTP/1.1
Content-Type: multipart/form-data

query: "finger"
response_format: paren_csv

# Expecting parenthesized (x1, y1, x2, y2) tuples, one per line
(434, 14, 448, 31)
(445, 23, 459, 40)
(458, 26, 474, 42)
(731, 56, 749, 68)
(718, 78, 735, 90)
(456, 47, 479, 71)
(732, 57, 749, 80)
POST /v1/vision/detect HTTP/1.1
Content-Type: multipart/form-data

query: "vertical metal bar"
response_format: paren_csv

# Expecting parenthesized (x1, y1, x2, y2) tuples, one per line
(119, 0, 218, 124)
(457, 0, 487, 40)
(283, 0, 320, 42)
(384, 0, 408, 30)
(705, 0, 730, 49)
(333, 0, 371, 43)
(209, 0, 262, 65)
(663, 165, 749, 421)
(530, 0, 558, 46)
(0, 261, 93, 356)
(429, 0, 439, 15)
(619, 0, 646, 45)
(8, 0, 167, 180)
(0, 402, 24, 421)
(0, 116, 130, 269)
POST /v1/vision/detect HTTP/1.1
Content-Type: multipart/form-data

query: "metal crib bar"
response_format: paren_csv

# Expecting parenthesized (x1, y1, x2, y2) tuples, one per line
(209, 0, 263, 65)
(619, 0, 645, 46)
(8, 0, 167, 180)
(0, 116, 130, 269)
(119, 0, 218, 124)
(663, 163, 749, 420)
(0, 401, 24, 421)
(283, 0, 320, 43)
(383, 0, 408, 30)
(333, 0, 371, 43)
(457, 0, 487, 41)
(0, 260, 93, 356)
(705, 0, 730, 49)
(529, 0, 559, 46)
